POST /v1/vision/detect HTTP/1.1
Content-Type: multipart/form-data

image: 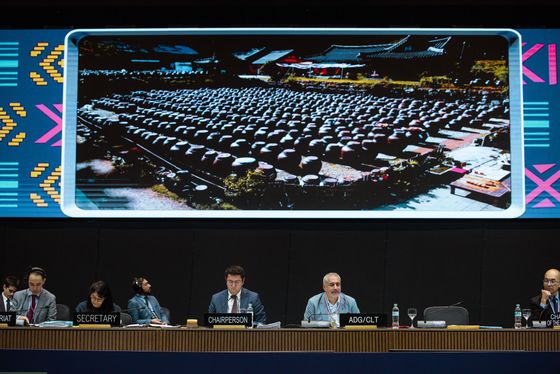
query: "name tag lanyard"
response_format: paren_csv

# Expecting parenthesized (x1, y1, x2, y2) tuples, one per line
(324, 294, 343, 321)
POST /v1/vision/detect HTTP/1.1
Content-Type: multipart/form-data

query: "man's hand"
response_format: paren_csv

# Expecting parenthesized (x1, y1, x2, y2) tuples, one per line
(150, 318, 163, 324)
(540, 289, 552, 305)
(17, 316, 29, 326)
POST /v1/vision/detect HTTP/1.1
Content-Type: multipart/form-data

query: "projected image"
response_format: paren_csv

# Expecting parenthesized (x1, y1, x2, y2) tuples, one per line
(66, 30, 522, 216)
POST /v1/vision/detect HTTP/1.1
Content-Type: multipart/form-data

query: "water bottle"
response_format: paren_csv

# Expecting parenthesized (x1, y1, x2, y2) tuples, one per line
(247, 303, 254, 328)
(392, 303, 400, 329)
(514, 304, 522, 329)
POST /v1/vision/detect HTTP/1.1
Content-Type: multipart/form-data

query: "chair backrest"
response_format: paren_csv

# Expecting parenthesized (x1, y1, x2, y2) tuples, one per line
(120, 312, 132, 326)
(56, 303, 70, 321)
(161, 307, 170, 323)
(423, 306, 469, 325)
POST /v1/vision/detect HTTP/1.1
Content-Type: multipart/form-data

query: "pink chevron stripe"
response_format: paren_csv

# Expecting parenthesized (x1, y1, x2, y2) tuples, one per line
(533, 198, 555, 208)
(525, 169, 560, 203)
(534, 164, 555, 174)
(522, 43, 545, 83)
(523, 66, 545, 83)
(53, 104, 63, 113)
(35, 104, 62, 144)
(522, 43, 544, 61)
(51, 139, 62, 147)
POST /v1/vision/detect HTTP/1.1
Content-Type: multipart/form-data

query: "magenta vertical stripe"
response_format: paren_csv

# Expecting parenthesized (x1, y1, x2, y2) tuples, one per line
(549, 44, 557, 85)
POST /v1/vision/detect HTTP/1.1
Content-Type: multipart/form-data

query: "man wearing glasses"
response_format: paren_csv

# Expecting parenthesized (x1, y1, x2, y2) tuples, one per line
(530, 268, 560, 326)
(208, 265, 266, 324)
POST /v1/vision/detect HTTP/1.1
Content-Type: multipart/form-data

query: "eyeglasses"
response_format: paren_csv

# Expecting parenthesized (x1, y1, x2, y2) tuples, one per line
(90, 294, 105, 302)
(227, 280, 243, 286)
(543, 279, 559, 285)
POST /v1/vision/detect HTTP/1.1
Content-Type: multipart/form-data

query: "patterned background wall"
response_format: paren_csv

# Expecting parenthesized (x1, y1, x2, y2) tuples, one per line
(0, 29, 556, 217)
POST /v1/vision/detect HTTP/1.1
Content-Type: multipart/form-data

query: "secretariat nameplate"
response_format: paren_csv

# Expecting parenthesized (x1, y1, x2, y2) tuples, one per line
(73, 312, 120, 326)
(0, 312, 16, 326)
(204, 313, 253, 327)
(340, 313, 386, 327)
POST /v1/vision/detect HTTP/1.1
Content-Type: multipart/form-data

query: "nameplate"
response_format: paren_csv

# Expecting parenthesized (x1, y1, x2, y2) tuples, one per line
(0, 312, 16, 326)
(74, 324, 112, 329)
(204, 313, 252, 327)
(212, 325, 247, 329)
(73, 312, 120, 327)
(339, 313, 386, 327)
(447, 325, 479, 330)
(545, 313, 560, 327)
(343, 325, 378, 330)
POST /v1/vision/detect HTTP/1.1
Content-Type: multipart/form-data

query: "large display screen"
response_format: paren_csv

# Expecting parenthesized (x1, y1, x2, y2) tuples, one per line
(3, 28, 559, 218)
(60, 29, 524, 218)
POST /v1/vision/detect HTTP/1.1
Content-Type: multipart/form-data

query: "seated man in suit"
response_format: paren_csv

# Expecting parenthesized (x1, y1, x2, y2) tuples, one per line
(127, 276, 169, 325)
(530, 268, 560, 326)
(304, 272, 359, 327)
(208, 265, 266, 325)
(11, 267, 57, 325)
(1, 275, 19, 312)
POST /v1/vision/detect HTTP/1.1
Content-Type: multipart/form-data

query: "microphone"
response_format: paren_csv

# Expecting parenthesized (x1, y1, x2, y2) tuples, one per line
(424, 302, 465, 323)
(306, 313, 332, 322)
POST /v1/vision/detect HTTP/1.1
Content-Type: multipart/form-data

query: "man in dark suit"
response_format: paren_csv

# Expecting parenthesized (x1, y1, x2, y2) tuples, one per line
(1, 276, 19, 312)
(530, 268, 560, 327)
(208, 265, 266, 325)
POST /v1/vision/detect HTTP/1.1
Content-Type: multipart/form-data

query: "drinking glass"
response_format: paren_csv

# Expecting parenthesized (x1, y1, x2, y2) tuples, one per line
(407, 307, 417, 328)
(522, 308, 531, 329)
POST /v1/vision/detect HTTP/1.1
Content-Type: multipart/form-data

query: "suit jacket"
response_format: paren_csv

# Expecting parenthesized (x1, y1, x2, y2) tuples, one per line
(304, 292, 360, 321)
(208, 288, 266, 324)
(11, 288, 57, 323)
(530, 293, 559, 326)
(0, 295, 7, 312)
(127, 294, 168, 324)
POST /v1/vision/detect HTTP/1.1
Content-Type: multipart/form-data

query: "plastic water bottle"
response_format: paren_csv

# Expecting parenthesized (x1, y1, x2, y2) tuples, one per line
(392, 303, 400, 329)
(514, 304, 522, 329)
(247, 303, 254, 328)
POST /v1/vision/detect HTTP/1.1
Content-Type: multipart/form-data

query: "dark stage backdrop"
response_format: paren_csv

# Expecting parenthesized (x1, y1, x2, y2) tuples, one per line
(0, 219, 557, 327)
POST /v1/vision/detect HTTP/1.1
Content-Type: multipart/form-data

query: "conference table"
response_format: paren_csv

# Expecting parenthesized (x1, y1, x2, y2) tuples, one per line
(1, 327, 559, 352)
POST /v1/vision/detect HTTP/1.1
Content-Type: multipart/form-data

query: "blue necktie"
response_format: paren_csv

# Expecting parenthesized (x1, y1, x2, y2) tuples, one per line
(551, 296, 558, 313)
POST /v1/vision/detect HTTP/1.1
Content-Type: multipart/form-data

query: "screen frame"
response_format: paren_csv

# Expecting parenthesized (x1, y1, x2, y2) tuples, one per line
(61, 27, 525, 218)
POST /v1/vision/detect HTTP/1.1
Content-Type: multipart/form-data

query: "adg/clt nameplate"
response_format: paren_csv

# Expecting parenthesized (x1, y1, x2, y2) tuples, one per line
(340, 313, 387, 327)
